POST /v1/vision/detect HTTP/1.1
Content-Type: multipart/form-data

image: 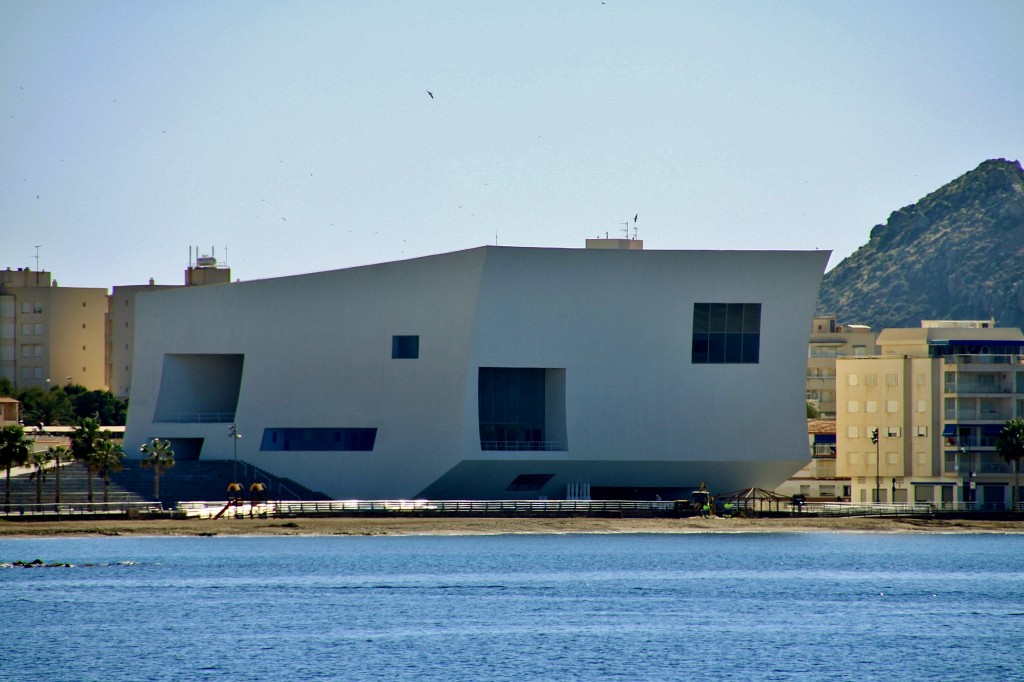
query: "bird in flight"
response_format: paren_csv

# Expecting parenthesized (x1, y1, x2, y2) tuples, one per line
(426, 90, 434, 99)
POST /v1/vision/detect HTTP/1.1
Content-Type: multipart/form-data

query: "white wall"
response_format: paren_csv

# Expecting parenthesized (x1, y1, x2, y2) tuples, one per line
(125, 246, 828, 499)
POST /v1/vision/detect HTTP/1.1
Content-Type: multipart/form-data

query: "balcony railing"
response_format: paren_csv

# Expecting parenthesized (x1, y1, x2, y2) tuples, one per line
(480, 440, 566, 452)
(944, 382, 1012, 395)
(154, 411, 236, 423)
(944, 354, 1023, 366)
(944, 408, 1013, 421)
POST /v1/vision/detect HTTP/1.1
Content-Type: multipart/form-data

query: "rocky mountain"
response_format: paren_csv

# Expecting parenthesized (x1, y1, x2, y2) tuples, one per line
(817, 158, 1024, 330)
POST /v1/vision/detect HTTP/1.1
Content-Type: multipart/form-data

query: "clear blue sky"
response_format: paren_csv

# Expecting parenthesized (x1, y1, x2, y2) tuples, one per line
(3, 0, 1022, 289)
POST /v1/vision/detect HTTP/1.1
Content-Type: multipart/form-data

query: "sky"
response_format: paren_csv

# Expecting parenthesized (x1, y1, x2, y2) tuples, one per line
(2, 0, 1023, 290)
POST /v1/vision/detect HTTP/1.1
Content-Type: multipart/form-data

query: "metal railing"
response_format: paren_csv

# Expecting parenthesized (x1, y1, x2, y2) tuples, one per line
(479, 441, 566, 452)
(944, 355, 1024, 366)
(153, 412, 236, 423)
(239, 462, 300, 500)
(0, 501, 164, 517)
(176, 499, 681, 518)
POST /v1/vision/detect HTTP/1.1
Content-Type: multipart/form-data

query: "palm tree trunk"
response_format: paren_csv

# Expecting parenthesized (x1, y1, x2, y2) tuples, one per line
(55, 460, 61, 505)
(4, 465, 10, 506)
(154, 471, 160, 500)
(103, 476, 110, 503)
(35, 470, 42, 505)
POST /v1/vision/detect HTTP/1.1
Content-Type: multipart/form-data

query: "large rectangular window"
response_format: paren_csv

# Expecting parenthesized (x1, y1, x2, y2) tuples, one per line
(478, 367, 567, 451)
(260, 427, 377, 452)
(691, 303, 761, 364)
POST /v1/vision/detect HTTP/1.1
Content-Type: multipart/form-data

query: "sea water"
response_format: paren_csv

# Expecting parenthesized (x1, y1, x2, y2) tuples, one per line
(2, 532, 1023, 681)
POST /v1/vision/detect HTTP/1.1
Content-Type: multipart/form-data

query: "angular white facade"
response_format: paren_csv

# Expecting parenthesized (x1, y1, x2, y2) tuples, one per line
(124, 246, 829, 500)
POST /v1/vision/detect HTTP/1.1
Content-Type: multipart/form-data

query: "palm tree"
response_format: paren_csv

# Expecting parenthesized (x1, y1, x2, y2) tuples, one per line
(139, 438, 175, 501)
(996, 418, 1024, 511)
(27, 447, 52, 505)
(93, 439, 125, 503)
(0, 425, 32, 506)
(48, 445, 70, 504)
(71, 417, 104, 503)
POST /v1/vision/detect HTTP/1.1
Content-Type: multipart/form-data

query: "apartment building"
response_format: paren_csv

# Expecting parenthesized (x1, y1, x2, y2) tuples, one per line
(836, 324, 1024, 508)
(2, 255, 232, 397)
(775, 419, 850, 501)
(807, 315, 878, 418)
(0, 268, 108, 391)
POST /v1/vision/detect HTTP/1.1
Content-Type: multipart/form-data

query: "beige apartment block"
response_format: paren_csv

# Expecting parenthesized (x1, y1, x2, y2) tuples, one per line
(836, 324, 1024, 509)
(2, 254, 232, 397)
(807, 315, 877, 418)
(0, 268, 108, 391)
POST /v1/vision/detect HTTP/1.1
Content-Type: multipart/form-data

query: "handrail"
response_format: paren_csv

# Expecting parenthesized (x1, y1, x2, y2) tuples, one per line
(240, 463, 301, 500)
(0, 501, 164, 516)
(479, 441, 566, 452)
(153, 412, 236, 424)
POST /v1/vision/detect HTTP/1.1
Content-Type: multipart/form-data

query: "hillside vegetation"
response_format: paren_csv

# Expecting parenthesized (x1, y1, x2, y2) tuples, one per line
(818, 159, 1024, 329)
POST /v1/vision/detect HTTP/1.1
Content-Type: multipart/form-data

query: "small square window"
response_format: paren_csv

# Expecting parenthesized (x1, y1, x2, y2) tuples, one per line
(392, 335, 419, 359)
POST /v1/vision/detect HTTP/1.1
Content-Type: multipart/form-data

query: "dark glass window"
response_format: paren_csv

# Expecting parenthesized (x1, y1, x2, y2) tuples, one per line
(692, 303, 761, 364)
(260, 428, 377, 452)
(479, 367, 547, 450)
(392, 335, 419, 359)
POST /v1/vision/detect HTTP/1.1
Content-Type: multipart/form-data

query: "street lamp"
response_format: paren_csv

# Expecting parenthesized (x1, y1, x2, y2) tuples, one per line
(871, 428, 880, 503)
(229, 423, 242, 482)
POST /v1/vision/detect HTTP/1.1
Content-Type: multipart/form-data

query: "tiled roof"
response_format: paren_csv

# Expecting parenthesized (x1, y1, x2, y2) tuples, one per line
(807, 419, 836, 435)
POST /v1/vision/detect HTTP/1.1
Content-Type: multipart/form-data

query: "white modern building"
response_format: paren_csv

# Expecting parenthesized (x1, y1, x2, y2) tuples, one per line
(123, 243, 829, 500)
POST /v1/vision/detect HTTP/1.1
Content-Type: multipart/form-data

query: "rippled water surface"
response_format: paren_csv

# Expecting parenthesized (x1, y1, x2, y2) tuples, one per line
(3, 532, 1023, 681)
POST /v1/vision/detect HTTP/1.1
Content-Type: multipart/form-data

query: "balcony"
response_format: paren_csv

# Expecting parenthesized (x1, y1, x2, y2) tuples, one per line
(944, 354, 1023, 367)
(944, 408, 1014, 421)
(944, 380, 1013, 395)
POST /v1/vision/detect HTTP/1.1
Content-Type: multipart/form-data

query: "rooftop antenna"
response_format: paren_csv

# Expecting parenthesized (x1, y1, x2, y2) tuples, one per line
(621, 222, 630, 238)
(34, 245, 41, 271)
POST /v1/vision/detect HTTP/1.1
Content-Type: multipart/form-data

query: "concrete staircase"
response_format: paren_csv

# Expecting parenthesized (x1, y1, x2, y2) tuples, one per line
(3, 460, 328, 509)
(2, 462, 146, 506)
(109, 460, 329, 507)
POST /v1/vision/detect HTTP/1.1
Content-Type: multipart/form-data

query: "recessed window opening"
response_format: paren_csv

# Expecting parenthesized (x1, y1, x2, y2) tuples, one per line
(479, 367, 567, 451)
(392, 335, 419, 359)
(261, 427, 377, 452)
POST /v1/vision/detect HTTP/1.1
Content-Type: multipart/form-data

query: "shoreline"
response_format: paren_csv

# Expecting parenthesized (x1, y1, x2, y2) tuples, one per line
(3, 515, 1024, 537)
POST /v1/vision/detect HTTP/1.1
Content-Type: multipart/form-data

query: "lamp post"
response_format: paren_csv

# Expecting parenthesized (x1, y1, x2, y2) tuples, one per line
(954, 423, 965, 509)
(229, 423, 241, 482)
(872, 428, 880, 504)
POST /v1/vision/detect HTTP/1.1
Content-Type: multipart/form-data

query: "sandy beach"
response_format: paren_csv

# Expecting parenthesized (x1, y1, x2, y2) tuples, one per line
(2, 515, 1024, 537)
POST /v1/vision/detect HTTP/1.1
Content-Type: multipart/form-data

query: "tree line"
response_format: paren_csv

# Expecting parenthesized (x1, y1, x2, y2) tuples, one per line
(0, 377, 128, 427)
(0, 419, 175, 507)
